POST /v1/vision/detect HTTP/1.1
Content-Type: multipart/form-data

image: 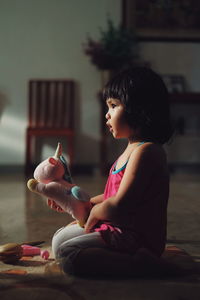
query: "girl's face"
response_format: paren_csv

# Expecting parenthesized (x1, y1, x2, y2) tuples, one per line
(105, 98, 133, 139)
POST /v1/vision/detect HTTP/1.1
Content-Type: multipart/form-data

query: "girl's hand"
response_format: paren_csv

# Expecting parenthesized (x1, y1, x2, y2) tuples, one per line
(84, 203, 101, 233)
(47, 199, 65, 213)
(90, 194, 104, 205)
(85, 199, 118, 233)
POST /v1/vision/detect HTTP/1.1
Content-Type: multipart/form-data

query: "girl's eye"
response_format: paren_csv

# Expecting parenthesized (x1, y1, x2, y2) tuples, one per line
(111, 104, 116, 109)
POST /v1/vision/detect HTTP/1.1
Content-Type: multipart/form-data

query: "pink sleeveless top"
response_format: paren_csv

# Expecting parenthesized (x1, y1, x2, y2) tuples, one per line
(94, 161, 142, 254)
(103, 160, 127, 200)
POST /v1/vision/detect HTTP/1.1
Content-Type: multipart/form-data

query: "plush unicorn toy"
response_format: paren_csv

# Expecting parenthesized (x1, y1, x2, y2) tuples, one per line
(27, 143, 92, 227)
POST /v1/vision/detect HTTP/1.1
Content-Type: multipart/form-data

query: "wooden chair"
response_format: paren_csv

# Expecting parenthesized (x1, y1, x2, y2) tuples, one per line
(25, 79, 75, 174)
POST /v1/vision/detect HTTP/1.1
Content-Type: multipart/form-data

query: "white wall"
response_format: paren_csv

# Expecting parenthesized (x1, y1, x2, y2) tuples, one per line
(0, 0, 121, 166)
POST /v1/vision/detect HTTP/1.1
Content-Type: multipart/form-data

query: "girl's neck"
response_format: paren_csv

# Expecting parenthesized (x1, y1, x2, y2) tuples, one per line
(114, 140, 143, 171)
(124, 140, 142, 154)
(128, 137, 143, 145)
(127, 127, 142, 144)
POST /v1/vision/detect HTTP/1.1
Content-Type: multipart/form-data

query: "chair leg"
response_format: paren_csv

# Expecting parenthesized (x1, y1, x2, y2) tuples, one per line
(25, 133, 32, 175)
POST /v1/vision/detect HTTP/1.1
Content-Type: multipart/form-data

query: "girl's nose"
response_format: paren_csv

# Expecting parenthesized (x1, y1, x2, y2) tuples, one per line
(105, 111, 110, 120)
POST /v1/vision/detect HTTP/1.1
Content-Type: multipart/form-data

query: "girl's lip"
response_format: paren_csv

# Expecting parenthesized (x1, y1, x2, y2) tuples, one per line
(106, 123, 113, 132)
(109, 126, 113, 133)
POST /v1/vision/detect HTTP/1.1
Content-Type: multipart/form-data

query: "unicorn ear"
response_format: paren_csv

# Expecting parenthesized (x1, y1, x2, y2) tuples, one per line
(54, 142, 62, 158)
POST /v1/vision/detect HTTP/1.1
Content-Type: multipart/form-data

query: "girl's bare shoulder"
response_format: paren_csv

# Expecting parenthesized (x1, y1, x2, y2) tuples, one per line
(138, 141, 165, 153)
(129, 142, 167, 168)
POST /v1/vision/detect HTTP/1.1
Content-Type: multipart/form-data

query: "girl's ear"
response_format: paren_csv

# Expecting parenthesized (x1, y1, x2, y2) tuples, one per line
(48, 157, 57, 165)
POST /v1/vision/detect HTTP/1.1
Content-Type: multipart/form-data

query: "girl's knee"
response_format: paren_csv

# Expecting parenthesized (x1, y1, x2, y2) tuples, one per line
(51, 226, 66, 257)
(51, 224, 84, 257)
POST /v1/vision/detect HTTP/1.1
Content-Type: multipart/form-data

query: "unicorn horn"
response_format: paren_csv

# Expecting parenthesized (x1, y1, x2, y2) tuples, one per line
(54, 142, 62, 158)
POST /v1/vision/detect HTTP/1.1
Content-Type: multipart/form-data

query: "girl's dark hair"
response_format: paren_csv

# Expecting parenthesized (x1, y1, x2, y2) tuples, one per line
(103, 67, 174, 144)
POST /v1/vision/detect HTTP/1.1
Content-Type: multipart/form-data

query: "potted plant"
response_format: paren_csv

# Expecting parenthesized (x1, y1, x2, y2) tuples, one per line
(83, 18, 139, 74)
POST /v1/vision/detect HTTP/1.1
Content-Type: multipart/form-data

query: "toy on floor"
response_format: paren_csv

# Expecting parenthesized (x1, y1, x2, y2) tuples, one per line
(27, 143, 92, 227)
(0, 243, 23, 263)
(0, 242, 49, 263)
(22, 245, 50, 259)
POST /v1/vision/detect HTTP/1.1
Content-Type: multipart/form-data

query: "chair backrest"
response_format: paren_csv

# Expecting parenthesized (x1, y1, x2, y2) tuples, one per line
(28, 79, 75, 129)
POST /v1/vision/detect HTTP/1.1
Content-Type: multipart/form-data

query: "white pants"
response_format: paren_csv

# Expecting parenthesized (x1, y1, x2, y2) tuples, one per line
(52, 224, 106, 274)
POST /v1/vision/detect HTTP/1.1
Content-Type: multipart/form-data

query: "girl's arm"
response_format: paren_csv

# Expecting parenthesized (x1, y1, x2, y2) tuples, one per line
(85, 143, 167, 232)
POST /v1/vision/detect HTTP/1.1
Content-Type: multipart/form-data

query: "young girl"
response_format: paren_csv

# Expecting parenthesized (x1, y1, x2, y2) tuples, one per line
(50, 67, 173, 276)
